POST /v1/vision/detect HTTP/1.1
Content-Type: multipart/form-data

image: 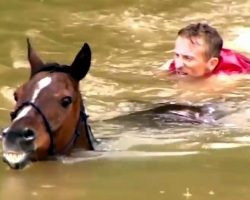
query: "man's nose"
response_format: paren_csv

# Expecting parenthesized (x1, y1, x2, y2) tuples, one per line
(175, 57, 184, 69)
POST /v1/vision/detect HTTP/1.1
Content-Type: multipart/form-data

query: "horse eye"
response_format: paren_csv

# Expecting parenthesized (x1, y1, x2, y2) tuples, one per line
(61, 96, 72, 108)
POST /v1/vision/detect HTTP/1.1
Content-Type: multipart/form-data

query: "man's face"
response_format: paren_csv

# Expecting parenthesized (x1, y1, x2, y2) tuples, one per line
(174, 36, 211, 78)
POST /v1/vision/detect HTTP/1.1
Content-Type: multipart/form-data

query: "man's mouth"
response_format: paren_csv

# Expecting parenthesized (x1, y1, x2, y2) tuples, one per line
(176, 71, 188, 76)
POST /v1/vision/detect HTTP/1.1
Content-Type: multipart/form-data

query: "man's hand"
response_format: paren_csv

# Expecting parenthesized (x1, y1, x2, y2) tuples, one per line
(153, 59, 173, 79)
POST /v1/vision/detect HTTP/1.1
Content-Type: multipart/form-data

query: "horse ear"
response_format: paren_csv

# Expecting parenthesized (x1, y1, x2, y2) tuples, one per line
(27, 38, 44, 78)
(70, 43, 91, 81)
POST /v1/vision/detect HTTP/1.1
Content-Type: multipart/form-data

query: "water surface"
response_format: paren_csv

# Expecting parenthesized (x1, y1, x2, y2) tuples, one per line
(1, 0, 250, 199)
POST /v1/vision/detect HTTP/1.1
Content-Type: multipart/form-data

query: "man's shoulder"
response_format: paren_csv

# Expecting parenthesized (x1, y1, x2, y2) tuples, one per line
(221, 48, 250, 61)
(215, 48, 250, 74)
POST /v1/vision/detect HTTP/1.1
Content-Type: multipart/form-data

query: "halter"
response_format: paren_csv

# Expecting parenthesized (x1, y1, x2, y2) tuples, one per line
(10, 102, 56, 155)
(10, 100, 95, 156)
(10, 64, 96, 156)
(59, 103, 96, 154)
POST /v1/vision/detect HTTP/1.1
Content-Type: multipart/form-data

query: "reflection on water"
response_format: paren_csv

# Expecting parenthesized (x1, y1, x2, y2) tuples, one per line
(1, 147, 250, 200)
(1, 0, 250, 199)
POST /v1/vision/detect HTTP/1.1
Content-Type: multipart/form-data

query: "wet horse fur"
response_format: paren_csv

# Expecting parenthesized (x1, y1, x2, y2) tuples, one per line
(104, 102, 223, 128)
(1, 39, 95, 169)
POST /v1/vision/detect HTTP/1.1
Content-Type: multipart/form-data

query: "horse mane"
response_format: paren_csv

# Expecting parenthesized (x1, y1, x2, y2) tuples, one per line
(37, 63, 71, 74)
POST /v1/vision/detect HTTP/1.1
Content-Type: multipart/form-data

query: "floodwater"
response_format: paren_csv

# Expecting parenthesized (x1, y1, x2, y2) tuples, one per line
(1, 0, 250, 199)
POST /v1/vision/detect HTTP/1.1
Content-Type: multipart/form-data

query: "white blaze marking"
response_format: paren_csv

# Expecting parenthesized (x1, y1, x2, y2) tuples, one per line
(14, 77, 52, 121)
(31, 77, 52, 102)
(13, 106, 32, 121)
(2, 127, 10, 133)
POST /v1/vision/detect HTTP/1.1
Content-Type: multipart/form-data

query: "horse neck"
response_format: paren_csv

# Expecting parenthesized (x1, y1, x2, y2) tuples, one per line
(74, 122, 93, 150)
(74, 97, 95, 150)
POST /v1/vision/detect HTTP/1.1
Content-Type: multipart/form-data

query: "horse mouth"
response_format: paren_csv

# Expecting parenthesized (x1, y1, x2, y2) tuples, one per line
(3, 151, 30, 170)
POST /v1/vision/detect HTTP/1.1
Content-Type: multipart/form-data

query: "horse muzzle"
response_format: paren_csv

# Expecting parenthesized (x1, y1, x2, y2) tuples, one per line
(2, 152, 30, 169)
(2, 127, 36, 169)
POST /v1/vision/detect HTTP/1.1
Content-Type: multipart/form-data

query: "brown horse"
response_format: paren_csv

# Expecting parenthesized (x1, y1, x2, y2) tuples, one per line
(1, 39, 95, 169)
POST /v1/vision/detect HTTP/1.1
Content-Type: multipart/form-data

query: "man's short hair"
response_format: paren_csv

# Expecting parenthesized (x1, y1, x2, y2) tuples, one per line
(177, 23, 223, 59)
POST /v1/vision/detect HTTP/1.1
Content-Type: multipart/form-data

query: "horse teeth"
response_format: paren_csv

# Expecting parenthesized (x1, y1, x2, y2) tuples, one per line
(4, 152, 26, 164)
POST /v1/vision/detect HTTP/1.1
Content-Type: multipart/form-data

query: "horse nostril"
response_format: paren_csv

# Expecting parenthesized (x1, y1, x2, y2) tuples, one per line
(22, 128, 36, 142)
(2, 132, 7, 138)
(1, 128, 9, 139)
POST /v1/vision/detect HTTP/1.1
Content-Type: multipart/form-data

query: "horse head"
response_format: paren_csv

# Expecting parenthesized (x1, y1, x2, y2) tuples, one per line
(2, 39, 95, 169)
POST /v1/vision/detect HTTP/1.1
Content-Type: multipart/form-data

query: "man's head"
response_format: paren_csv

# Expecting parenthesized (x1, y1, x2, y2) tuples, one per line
(174, 23, 223, 77)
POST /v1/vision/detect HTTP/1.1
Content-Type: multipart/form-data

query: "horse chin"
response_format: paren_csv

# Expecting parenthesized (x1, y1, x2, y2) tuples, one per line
(2, 151, 31, 170)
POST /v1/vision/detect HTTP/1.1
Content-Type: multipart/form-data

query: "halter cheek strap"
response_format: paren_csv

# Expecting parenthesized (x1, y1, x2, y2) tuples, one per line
(60, 109, 95, 154)
(10, 101, 56, 155)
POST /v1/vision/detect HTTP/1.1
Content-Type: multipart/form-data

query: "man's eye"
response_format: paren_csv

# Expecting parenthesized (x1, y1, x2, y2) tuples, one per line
(183, 56, 193, 61)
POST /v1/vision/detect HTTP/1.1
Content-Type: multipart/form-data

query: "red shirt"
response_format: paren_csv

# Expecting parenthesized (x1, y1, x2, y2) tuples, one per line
(169, 48, 250, 76)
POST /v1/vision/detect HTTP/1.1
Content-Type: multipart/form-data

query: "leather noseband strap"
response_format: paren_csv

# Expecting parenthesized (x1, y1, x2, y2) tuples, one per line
(10, 101, 56, 155)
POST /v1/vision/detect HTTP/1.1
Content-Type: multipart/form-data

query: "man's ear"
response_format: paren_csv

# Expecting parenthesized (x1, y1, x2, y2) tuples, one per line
(207, 57, 219, 72)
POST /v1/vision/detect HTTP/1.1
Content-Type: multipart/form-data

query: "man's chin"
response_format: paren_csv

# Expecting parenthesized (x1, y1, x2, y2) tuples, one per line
(175, 74, 202, 82)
